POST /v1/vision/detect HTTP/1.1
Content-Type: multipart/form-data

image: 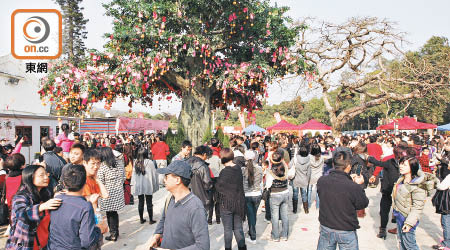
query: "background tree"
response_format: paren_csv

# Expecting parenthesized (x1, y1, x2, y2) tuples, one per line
(40, 0, 311, 146)
(54, 0, 88, 65)
(296, 17, 450, 132)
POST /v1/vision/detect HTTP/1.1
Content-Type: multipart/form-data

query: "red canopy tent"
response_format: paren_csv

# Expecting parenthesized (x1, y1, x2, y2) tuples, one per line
(415, 121, 437, 129)
(266, 120, 301, 134)
(376, 116, 437, 130)
(298, 119, 332, 130)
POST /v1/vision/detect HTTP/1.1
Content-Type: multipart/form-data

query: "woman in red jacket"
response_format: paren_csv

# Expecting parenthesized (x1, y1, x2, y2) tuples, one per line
(4, 154, 26, 211)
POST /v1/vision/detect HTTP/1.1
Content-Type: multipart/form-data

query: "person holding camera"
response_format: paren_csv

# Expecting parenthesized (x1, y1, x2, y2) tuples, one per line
(316, 151, 369, 250)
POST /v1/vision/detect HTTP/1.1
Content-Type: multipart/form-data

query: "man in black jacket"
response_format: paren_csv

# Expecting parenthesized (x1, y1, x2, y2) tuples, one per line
(42, 137, 67, 190)
(186, 146, 213, 212)
(317, 151, 369, 250)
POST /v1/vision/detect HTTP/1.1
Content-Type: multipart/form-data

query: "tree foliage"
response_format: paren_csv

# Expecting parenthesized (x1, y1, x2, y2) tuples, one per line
(54, 0, 88, 65)
(39, 0, 311, 145)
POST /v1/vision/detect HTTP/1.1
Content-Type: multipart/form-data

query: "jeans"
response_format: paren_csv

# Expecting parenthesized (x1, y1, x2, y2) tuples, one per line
(442, 214, 450, 247)
(245, 195, 262, 240)
(396, 221, 419, 250)
(221, 209, 245, 248)
(317, 225, 359, 250)
(270, 192, 289, 240)
(300, 185, 319, 208)
(290, 180, 299, 201)
(380, 192, 392, 228)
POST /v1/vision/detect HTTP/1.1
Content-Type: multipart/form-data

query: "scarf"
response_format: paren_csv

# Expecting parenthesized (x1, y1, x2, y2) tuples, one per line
(216, 165, 246, 220)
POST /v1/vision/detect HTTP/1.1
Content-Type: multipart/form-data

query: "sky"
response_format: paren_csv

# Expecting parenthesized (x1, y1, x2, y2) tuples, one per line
(1, 0, 449, 115)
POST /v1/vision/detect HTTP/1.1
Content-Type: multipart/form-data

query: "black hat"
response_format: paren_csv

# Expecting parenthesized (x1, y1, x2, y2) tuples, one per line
(156, 160, 192, 180)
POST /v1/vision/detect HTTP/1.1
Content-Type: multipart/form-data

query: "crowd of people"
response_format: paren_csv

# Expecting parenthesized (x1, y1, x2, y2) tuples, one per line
(0, 124, 449, 250)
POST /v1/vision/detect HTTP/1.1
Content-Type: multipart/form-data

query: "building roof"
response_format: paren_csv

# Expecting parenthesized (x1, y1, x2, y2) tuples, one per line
(0, 112, 79, 121)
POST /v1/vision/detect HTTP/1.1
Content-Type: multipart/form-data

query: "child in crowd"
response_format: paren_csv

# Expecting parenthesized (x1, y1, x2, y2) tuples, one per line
(48, 164, 108, 250)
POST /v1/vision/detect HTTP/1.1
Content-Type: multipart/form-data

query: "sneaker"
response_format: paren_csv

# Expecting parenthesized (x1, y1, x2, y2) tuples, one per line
(280, 237, 288, 241)
(432, 245, 445, 250)
(269, 237, 280, 242)
(246, 238, 256, 245)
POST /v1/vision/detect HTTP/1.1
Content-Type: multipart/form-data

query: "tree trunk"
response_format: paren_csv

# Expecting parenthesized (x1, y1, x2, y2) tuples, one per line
(178, 89, 212, 147)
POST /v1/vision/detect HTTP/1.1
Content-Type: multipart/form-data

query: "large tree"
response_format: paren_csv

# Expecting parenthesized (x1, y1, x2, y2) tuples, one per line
(40, 0, 310, 145)
(296, 17, 449, 132)
(54, 0, 88, 65)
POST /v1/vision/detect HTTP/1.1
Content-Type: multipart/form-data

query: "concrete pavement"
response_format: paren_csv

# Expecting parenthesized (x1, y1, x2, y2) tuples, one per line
(103, 186, 442, 250)
(0, 185, 443, 249)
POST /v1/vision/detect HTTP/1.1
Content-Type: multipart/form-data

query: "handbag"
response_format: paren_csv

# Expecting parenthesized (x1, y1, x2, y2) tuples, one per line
(432, 188, 450, 214)
(0, 180, 9, 225)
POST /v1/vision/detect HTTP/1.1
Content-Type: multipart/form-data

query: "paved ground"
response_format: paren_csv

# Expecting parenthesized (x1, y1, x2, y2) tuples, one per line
(0, 186, 444, 249)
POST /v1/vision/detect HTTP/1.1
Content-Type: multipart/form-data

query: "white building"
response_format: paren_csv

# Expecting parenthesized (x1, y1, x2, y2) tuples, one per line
(0, 54, 74, 164)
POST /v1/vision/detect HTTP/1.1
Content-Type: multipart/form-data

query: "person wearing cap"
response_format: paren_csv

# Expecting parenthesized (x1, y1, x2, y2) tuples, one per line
(149, 160, 210, 250)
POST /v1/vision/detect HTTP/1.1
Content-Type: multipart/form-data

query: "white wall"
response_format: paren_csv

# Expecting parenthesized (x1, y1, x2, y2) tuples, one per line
(0, 54, 50, 116)
(1, 116, 69, 164)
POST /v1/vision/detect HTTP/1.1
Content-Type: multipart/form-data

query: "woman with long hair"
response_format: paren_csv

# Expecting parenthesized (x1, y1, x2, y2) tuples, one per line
(6, 165, 62, 249)
(265, 151, 289, 241)
(132, 147, 159, 224)
(392, 157, 427, 250)
(216, 148, 247, 250)
(97, 147, 125, 242)
(242, 150, 263, 244)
